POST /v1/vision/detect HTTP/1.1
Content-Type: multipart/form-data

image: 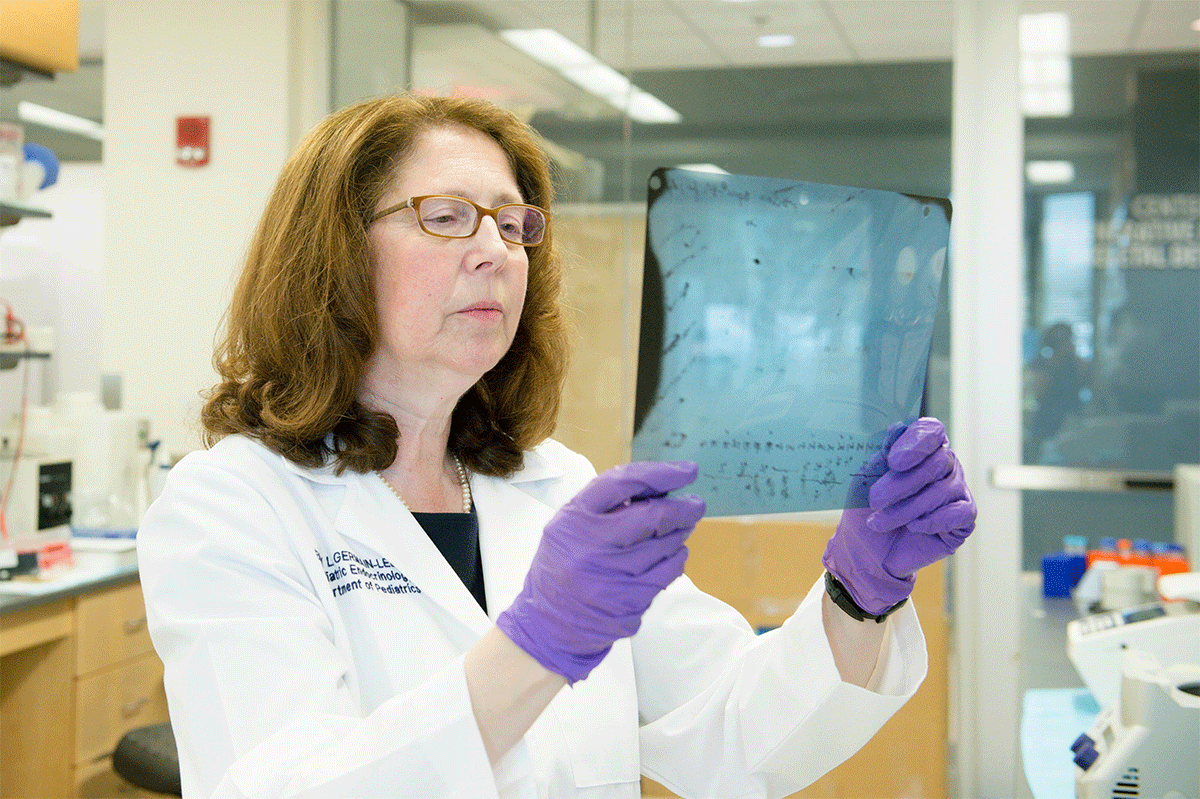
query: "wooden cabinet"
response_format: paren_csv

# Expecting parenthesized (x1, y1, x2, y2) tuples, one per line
(0, 575, 172, 799)
(0, 597, 76, 798)
(73, 580, 170, 797)
(0, 0, 79, 77)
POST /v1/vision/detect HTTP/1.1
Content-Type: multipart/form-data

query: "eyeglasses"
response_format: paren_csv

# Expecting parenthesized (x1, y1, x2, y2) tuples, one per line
(370, 194, 549, 246)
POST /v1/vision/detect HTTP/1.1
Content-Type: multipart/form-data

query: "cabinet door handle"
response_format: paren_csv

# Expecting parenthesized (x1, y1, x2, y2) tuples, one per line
(123, 616, 147, 633)
(122, 697, 149, 717)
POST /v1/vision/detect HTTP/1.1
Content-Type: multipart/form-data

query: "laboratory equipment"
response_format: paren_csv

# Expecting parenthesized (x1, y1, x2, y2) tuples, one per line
(1178, 464, 1200, 575)
(0, 452, 73, 541)
(1067, 573, 1200, 709)
(1099, 565, 1158, 610)
(53, 391, 140, 532)
(1072, 650, 1199, 799)
(21, 142, 60, 194)
(1043, 534, 1088, 597)
(0, 449, 73, 579)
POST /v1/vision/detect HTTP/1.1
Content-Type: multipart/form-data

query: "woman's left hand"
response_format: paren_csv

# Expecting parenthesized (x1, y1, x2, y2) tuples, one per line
(822, 418, 977, 617)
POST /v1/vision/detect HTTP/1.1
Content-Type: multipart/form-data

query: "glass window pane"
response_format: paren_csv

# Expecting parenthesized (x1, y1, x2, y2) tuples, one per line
(1021, 27, 1199, 568)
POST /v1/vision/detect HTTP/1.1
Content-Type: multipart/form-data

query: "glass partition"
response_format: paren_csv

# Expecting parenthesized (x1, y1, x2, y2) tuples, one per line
(406, 4, 955, 797)
(1021, 48, 1199, 568)
(407, 1, 955, 468)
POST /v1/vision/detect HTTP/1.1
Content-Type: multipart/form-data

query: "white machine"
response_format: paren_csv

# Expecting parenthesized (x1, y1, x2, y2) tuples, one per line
(1178, 464, 1200, 576)
(1072, 649, 1200, 799)
(0, 452, 73, 541)
(0, 451, 73, 579)
(1067, 595, 1200, 709)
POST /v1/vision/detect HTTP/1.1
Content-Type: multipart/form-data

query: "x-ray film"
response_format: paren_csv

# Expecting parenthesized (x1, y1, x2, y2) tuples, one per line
(632, 167, 950, 516)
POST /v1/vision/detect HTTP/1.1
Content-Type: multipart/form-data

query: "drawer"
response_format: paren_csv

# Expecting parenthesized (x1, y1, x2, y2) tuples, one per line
(76, 579, 154, 675)
(0, 596, 74, 657)
(75, 650, 169, 763)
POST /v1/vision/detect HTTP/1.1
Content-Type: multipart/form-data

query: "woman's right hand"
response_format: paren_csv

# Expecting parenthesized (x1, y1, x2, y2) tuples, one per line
(496, 461, 706, 683)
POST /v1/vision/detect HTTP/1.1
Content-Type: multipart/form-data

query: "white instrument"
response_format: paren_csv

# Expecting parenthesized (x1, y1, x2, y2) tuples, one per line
(1073, 650, 1199, 799)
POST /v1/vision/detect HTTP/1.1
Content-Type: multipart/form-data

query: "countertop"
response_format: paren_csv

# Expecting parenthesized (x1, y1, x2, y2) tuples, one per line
(0, 562, 139, 614)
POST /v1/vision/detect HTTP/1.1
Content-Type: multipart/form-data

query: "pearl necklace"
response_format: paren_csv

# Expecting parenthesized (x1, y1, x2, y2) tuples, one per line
(378, 455, 472, 513)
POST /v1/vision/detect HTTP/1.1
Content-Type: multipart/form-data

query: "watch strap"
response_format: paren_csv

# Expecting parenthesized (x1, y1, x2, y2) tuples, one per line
(824, 571, 908, 623)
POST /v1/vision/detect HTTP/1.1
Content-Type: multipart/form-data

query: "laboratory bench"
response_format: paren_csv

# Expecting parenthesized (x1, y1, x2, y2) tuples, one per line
(1018, 571, 1099, 799)
(0, 564, 172, 798)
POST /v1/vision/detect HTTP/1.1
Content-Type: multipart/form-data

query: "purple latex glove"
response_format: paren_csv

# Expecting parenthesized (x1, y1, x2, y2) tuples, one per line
(822, 418, 977, 616)
(497, 461, 706, 683)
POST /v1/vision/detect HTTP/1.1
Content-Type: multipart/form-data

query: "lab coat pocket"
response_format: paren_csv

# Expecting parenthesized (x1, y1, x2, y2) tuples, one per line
(553, 639, 640, 788)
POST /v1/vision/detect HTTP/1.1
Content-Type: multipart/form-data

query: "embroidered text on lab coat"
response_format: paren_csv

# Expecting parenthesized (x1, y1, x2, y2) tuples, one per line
(314, 548, 422, 598)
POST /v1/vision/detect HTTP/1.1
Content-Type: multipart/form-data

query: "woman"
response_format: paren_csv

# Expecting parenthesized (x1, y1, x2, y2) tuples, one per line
(138, 94, 976, 798)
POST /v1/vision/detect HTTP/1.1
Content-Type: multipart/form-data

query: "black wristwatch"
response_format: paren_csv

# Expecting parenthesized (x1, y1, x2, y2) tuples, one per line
(824, 571, 908, 623)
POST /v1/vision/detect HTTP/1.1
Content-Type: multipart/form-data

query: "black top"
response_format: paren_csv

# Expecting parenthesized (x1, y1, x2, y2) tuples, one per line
(411, 509, 486, 613)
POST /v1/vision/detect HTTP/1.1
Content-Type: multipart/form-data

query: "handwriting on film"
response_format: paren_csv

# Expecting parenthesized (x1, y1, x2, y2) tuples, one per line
(665, 172, 866, 212)
(657, 430, 876, 502)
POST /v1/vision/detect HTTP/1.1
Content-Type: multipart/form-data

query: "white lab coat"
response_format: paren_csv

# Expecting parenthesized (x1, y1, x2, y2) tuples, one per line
(138, 434, 927, 799)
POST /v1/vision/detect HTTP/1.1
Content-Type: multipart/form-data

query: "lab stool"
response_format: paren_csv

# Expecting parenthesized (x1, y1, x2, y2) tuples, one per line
(112, 722, 182, 796)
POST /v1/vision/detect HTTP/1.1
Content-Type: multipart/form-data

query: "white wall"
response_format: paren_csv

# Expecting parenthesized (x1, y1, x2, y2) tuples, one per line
(102, 0, 328, 459)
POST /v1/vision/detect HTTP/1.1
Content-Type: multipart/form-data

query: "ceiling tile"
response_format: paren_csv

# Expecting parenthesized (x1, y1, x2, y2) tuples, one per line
(829, 1, 953, 61)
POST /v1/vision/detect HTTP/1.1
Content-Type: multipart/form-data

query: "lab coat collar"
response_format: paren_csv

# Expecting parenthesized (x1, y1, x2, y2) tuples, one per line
(472, 471, 558, 620)
(310, 445, 563, 637)
(503, 445, 563, 485)
(279, 446, 348, 485)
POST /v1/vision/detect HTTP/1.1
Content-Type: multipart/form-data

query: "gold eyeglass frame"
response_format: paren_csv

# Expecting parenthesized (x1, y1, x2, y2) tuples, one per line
(369, 194, 549, 246)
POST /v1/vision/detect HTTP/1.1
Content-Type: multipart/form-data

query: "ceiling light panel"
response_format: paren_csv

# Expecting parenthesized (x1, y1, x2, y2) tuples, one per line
(756, 34, 797, 49)
(561, 63, 631, 99)
(411, 24, 609, 117)
(1026, 160, 1075, 184)
(1018, 0, 1197, 55)
(1019, 11, 1070, 52)
(500, 27, 682, 123)
(1018, 11, 1073, 117)
(655, 0, 842, 68)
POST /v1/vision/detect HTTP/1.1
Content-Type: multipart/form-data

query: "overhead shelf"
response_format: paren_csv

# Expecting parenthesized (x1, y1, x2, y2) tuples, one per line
(0, 55, 54, 88)
(0, 199, 52, 227)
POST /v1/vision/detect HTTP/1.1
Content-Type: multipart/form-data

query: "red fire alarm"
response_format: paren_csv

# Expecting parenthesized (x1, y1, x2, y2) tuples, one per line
(177, 116, 210, 167)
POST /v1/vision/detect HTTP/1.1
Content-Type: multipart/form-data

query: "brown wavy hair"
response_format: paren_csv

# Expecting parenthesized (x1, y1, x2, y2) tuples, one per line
(201, 94, 569, 477)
